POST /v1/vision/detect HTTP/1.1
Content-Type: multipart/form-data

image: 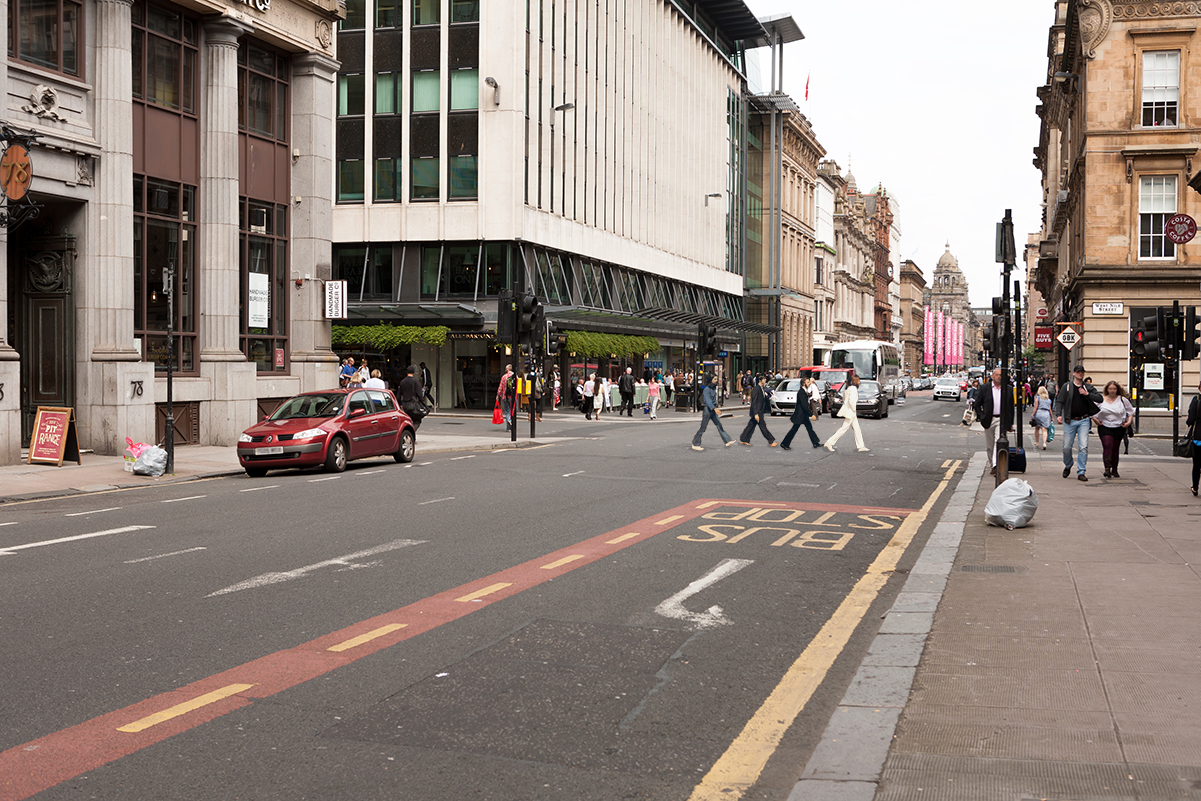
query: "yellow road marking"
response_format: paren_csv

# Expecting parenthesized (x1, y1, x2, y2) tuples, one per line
(606, 532, 642, 544)
(941, 459, 952, 468)
(454, 582, 512, 602)
(117, 684, 255, 733)
(655, 515, 685, 525)
(697, 501, 789, 510)
(327, 624, 408, 652)
(540, 555, 585, 570)
(688, 462, 961, 801)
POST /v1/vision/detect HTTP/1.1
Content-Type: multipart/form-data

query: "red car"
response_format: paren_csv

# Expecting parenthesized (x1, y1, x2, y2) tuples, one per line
(237, 388, 415, 477)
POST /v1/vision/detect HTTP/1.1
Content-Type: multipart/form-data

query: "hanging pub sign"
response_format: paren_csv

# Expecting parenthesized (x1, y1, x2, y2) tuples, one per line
(0, 123, 43, 230)
(28, 406, 82, 466)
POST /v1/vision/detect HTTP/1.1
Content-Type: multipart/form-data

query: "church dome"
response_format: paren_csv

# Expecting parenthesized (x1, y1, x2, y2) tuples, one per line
(937, 242, 958, 269)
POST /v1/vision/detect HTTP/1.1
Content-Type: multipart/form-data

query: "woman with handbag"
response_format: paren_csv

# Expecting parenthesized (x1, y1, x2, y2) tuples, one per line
(1186, 379, 1201, 497)
(1092, 381, 1135, 478)
(1030, 386, 1053, 450)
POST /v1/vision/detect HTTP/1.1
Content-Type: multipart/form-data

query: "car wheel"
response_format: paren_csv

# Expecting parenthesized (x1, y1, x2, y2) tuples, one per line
(395, 429, 415, 463)
(324, 436, 348, 473)
(245, 467, 268, 478)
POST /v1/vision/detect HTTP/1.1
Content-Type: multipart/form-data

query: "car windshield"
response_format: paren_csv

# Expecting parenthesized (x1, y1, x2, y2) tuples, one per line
(859, 381, 881, 394)
(779, 380, 802, 392)
(936, 380, 958, 387)
(269, 393, 346, 420)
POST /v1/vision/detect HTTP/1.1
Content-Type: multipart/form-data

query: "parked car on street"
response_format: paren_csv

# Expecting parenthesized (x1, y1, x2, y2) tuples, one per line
(237, 388, 416, 477)
(829, 379, 889, 419)
(932, 378, 962, 402)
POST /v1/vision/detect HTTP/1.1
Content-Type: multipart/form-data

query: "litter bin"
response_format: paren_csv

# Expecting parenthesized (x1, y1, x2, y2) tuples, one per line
(675, 388, 694, 410)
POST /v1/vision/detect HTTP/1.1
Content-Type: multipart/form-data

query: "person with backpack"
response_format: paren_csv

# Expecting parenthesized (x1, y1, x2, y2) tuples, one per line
(497, 364, 516, 430)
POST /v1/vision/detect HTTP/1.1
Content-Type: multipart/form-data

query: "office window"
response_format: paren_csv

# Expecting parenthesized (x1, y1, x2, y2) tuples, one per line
(451, 0, 479, 22)
(375, 71, 401, 113)
(376, 0, 398, 27)
(338, 74, 365, 116)
(411, 157, 439, 200)
(1139, 175, 1177, 259)
(340, 0, 366, 29)
(1142, 50, 1179, 127)
(132, 3, 196, 112)
(450, 68, 479, 110)
(10, 0, 83, 76)
(412, 70, 440, 112)
(413, 0, 439, 25)
(239, 43, 288, 140)
(338, 160, 365, 202)
(449, 155, 477, 198)
(374, 158, 402, 201)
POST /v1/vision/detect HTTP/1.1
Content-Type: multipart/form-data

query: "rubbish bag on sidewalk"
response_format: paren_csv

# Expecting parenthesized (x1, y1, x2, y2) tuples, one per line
(984, 477, 1038, 530)
(133, 446, 168, 477)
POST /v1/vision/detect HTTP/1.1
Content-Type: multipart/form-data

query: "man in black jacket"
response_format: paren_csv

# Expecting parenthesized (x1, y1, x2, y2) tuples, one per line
(1053, 364, 1102, 481)
(779, 380, 821, 451)
(739, 374, 777, 446)
(618, 367, 637, 416)
(975, 368, 1014, 476)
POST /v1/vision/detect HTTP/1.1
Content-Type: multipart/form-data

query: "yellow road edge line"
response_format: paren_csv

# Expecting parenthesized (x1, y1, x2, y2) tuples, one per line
(117, 684, 255, 733)
(327, 623, 408, 652)
(540, 555, 586, 570)
(605, 532, 642, 544)
(454, 582, 512, 602)
(941, 459, 952, 468)
(687, 463, 960, 801)
(655, 515, 685, 525)
(696, 502, 720, 509)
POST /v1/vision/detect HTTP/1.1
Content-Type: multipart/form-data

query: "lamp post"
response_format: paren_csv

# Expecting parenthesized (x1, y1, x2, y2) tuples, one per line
(165, 229, 178, 475)
(548, 102, 574, 214)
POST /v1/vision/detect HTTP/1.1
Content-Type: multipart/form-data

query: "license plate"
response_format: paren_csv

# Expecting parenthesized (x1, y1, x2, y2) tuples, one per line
(255, 446, 284, 456)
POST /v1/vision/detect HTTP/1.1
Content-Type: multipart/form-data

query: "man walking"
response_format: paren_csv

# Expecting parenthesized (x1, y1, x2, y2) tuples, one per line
(825, 375, 869, 452)
(398, 365, 426, 429)
(779, 381, 822, 451)
(975, 367, 1013, 475)
(739, 374, 778, 447)
(692, 374, 734, 450)
(419, 362, 435, 405)
(1054, 364, 1102, 481)
(497, 363, 516, 431)
(618, 367, 637, 417)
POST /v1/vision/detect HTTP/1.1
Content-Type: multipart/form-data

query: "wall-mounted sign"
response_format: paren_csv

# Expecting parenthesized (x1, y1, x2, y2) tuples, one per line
(1057, 326, 1081, 351)
(324, 280, 346, 319)
(248, 272, 269, 328)
(1034, 326, 1054, 349)
(1091, 302, 1124, 316)
(1036, 306, 1048, 319)
(0, 144, 32, 201)
(1145, 362, 1165, 391)
(28, 406, 81, 466)
(1164, 213, 1197, 245)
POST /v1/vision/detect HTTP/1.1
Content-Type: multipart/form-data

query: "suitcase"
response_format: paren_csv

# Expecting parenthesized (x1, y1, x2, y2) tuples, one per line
(1007, 446, 1027, 473)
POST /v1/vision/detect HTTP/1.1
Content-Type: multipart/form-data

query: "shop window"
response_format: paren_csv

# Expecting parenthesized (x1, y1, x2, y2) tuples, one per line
(338, 160, 366, 202)
(133, 176, 198, 373)
(10, 0, 82, 77)
(421, 246, 445, 297)
(483, 243, 512, 295)
(239, 198, 290, 373)
(341, 0, 366, 29)
(413, 0, 439, 25)
(1138, 175, 1177, 259)
(444, 246, 480, 296)
(412, 70, 440, 112)
(449, 68, 479, 110)
(1142, 50, 1179, 128)
(339, 74, 366, 116)
(411, 157, 439, 200)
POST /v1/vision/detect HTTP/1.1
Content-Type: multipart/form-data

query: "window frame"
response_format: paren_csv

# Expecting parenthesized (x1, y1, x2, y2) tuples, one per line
(1137, 174, 1179, 261)
(239, 198, 291, 374)
(1141, 49, 1180, 128)
(1131, 29, 1191, 131)
(8, 0, 84, 78)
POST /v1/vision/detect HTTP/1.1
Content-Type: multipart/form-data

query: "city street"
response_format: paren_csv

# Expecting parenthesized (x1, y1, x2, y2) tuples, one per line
(2, 394, 980, 801)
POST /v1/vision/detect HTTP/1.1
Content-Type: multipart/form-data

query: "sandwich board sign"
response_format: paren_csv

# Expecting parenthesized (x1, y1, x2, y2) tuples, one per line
(28, 407, 82, 466)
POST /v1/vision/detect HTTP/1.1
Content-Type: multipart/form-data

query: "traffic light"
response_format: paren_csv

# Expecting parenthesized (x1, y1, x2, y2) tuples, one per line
(497, 290, 516, 341)
(1183, 306, 1200, 361)
(517, 293, 540, 334)
(986, 317, 1000, 356)
(1130, 317, 1147, 358)
(700, 324, 718, 356)
(1137, 311, 1163, 362)
(546, 321, 566, 355)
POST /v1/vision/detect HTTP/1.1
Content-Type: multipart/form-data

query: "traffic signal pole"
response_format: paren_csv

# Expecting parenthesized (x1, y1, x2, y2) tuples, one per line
(995, 210, 1016, 486)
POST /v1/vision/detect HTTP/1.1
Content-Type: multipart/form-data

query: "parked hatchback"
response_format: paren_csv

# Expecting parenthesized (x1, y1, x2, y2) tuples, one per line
(237, 388, 415, 477)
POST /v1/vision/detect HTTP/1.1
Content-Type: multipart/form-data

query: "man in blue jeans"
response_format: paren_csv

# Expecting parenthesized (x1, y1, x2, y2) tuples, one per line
(1053, 364, 1102, 481)
(692, 374, 734, 450)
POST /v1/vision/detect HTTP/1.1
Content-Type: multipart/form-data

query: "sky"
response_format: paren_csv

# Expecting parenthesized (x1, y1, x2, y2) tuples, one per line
(743, 0, 1052, 306)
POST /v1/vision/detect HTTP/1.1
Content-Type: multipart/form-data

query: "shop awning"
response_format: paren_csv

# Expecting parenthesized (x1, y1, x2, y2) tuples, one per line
(632, 306, 779, 334)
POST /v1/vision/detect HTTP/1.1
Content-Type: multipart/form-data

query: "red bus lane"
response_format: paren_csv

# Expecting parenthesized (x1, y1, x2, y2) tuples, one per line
(0, 498, 918, 801)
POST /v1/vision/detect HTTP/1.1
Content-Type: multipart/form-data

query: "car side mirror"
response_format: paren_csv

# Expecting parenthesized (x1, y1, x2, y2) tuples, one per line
(350, 407, 367, 418)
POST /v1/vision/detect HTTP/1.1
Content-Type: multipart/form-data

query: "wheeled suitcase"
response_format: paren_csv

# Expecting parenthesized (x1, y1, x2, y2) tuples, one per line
(1007, 445, 1027, 473)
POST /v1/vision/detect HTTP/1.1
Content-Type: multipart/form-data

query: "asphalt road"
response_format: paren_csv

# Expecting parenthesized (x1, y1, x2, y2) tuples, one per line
(2, 393, 988, 800)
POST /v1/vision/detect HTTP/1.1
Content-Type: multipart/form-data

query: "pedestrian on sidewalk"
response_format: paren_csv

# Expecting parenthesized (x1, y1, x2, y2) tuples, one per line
(1186, 379, 1201, 497)
(780, 379, 822, 451)
(825, 375, 869, 453)
(582, 374, 595, 419)
(739, 374, 778, 447)
(647, 376, 661, 419)
(976, 368, 1014, 475)
(664, 371, 674, 404)
(1030, 385, 1053, 449)
(1054, 364, 1102, 481)
(1092, 381, 1134, 478)
(618, 367, 637, 416)
(497, 364, 516, 430)
(692, 374, 733, 450)
(593, 375, 606, 418)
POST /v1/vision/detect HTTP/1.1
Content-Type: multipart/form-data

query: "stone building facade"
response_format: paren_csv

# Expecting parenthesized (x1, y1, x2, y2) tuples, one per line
(863, 186, 895, 341)
(1, 0, 344, 464)
(898, 259, 926, 374)
(830, 165, 876, 342)
(924, 244, 978, 370)
(1031, 0, 1201, 421)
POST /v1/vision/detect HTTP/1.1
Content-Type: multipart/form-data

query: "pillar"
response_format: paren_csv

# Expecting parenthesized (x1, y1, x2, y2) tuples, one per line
(0, 0, 16, 462)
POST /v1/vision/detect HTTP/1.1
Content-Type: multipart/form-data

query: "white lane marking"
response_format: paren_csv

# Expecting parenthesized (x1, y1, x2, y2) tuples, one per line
(64, 507, 122, 517)
(240, 485, 279, 492)
(0, 526, 156, 556)
(0, 522, 18, 527)
(654, 558, 754, 630)
(161, 495, 206, 504)
(357, 470, 387, 476)
(563, 470, 585, 477)
(778, 482, 821, 488)
(207, 538, 426, 597)
(418, 462, 433, 466)
(418, 497, 454, 505)
(449, 455, 476, 461)
(125, 547, 207, 564)
(309, 476, 341, 483)
(758, 476, 774, 484)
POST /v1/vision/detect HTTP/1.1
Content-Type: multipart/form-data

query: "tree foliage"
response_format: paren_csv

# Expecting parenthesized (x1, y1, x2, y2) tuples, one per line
(331, 324, 450, 350)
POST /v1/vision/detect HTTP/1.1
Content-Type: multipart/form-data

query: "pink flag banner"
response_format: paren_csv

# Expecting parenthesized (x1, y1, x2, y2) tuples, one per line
(951, 320, 959, 366)
(923, 307, 932, 365)
(958, 321, 964, 365)
(936, 310, 945, 368)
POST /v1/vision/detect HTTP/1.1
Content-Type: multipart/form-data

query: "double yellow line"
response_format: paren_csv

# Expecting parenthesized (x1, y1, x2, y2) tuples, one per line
(688, 460, 962, 801)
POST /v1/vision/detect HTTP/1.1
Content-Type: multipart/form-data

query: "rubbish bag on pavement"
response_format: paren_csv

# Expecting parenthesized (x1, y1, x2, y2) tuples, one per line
(133, 446, 168, 477)
(984, 477, 1038, 530)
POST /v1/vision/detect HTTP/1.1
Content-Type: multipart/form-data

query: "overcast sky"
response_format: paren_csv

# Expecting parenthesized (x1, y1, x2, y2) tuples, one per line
(744, 0, 1052, 306)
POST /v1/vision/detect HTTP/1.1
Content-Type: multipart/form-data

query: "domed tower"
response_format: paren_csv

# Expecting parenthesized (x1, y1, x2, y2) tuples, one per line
(925, 242, 975, 366)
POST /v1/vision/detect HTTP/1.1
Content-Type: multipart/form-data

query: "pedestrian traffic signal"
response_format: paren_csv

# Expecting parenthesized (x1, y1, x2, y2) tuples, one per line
(1183, 305, 1200, 361)
(518, 293, 540, 334)
(546, 321, 566, 355)
(1130, 318, 1147, 357)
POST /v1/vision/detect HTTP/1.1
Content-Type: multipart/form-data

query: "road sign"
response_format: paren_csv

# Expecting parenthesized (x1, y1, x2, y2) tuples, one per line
(1091, 302, 1124, 315)
(1165, 213, 1197, 245)
(1057, 326, 1081, 350)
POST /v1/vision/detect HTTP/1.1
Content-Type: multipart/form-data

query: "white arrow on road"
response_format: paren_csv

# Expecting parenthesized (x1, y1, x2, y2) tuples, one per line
(0, 525, 156, 556)
(207, 538, 426, 597)
(654, 558, 754, 629)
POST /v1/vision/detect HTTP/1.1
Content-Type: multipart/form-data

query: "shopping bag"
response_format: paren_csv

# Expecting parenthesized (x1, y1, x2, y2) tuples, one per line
(492, 402, 504, 425)
(961, 406, 976, 426)
(1047, 420, 1055, 442)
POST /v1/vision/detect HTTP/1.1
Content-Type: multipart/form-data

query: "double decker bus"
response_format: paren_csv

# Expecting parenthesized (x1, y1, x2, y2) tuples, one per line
(827, 340, 903, 402)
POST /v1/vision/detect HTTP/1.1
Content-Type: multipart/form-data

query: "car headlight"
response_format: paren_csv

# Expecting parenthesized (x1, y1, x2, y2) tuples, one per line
(238, 433, 253, 443)
(294, 428, 328, 439)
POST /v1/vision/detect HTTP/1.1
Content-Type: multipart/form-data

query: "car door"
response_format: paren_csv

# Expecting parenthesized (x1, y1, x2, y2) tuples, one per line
(344, 392, 380, 460)
(367, 390, 401, 452)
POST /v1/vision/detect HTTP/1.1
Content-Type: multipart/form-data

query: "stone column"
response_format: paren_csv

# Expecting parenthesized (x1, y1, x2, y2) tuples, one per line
(0, 0, 17, 463)
(288, 52, 341, 392)
(78, 0, 154, 455)
(199, 19, 258, 445)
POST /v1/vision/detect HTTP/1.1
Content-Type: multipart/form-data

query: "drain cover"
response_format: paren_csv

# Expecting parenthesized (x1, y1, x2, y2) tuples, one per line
(959, 564, 1023, 573)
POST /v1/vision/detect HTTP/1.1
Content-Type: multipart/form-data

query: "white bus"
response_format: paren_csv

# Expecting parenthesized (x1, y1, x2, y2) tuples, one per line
(827, 340, 903, 402)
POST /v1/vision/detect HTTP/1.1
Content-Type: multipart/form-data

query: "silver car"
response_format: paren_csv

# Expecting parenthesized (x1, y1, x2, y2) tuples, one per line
(933, 379, 961, 402)
(769, 378, 802, 416)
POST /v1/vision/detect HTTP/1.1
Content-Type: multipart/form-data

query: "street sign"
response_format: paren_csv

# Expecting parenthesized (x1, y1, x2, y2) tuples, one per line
(324, 280, 347, 319)
(1036, 306, 1048, 319)
(1057, 326, 1081, 350)
(1091, 302, 1124, 315)
(1145, 362, 1165, 390)
(1164, 213, 1197, 245)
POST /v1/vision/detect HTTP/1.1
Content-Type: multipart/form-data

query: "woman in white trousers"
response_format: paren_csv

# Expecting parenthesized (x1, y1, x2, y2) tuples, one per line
(825, 375, 869, 452)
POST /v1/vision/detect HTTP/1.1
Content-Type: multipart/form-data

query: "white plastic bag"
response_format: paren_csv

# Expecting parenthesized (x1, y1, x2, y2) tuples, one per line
(984, 477, 1039, 530)
(133, 446, 168, 477)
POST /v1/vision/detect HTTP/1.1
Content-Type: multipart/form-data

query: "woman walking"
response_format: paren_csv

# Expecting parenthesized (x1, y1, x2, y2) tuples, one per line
(1031, 385, 1053, 450)
(647, 376, 661, 419)
(825, 375, 869, 453)
(1186, 379, 1200, 497)
(1092, 380, 1134, 478)
(592, 374, 605, 419)
(582, 373, 595, 420)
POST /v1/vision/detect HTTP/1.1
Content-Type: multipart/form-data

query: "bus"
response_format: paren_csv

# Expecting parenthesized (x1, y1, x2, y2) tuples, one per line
(827, 340, 903, 402)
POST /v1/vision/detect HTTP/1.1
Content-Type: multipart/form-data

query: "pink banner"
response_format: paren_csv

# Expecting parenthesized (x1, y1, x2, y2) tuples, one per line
(923, 306, 932, 365)
(936, 310, 945, 368)
(951, 320, 959, 366)
(956, 321, 963, 365)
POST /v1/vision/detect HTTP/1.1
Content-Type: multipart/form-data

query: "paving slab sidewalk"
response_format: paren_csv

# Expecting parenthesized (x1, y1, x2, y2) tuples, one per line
(871, 447, 1201, 801)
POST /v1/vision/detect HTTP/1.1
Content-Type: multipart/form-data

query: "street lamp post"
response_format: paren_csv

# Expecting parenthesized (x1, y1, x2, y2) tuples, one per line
(165, 230, 178, 475)
(548, 102, 574, 214)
